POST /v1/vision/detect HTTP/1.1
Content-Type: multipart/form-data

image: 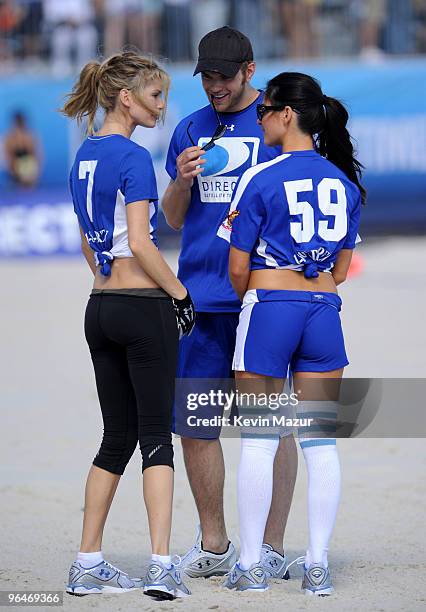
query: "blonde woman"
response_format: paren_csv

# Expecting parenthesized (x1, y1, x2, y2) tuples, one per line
(62, 51, 194, 600)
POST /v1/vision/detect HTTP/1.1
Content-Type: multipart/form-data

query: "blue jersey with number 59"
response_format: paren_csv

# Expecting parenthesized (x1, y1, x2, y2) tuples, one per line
(217, 150, 361, 277)
(69, 134, 158, 274)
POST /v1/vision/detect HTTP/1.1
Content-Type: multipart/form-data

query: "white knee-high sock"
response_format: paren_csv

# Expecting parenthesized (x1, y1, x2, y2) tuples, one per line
(238, 436, 279, 570)
(301, 443, 341, 568)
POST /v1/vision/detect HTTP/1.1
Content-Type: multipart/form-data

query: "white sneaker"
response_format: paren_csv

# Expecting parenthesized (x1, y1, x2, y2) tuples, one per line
(222, 561, 269, 592)
(66, 560, 141, 596)
(181, 526, 237, 578)
(302, 562, 334, 596)
(143, 557, 191, 600)
(285, 556, 334, 596)
(260, 544, 290, 579)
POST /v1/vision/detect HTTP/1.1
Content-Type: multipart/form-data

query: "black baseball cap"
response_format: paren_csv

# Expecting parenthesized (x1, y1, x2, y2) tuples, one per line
(193, 26, 254, 78)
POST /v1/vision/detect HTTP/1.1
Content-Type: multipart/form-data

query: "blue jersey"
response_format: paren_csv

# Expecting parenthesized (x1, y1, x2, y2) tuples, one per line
(70, 134, 158, 275)
(166, 92, 280, 312)
(217, 150, 361, 277)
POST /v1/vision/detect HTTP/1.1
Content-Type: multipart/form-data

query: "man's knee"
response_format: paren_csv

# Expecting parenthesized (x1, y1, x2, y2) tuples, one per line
(181, 435, 220, 454)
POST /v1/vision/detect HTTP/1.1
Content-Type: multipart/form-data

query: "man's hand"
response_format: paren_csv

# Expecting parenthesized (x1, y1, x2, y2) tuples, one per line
(175, 146, 206, 189)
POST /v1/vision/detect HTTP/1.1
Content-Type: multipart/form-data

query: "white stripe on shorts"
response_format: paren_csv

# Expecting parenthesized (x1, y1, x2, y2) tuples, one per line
(233, 290, 259, 372)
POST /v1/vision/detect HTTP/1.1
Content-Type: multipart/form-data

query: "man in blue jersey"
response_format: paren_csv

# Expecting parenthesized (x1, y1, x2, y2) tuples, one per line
(162, 27, 298, 579)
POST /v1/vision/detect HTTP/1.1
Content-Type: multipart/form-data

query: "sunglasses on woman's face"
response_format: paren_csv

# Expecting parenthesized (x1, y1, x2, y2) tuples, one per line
(256, 103, 300, 122)
(256, 103, 286, 122)
(186, 98, 227, 151)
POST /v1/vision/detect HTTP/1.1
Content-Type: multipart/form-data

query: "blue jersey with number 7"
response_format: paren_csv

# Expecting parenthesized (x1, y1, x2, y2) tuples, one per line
(217, 149, 361, 278)
(69, 134, 158, 273)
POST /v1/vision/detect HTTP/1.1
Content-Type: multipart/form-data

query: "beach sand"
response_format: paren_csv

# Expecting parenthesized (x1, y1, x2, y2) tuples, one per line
(1, 237, 425, 611)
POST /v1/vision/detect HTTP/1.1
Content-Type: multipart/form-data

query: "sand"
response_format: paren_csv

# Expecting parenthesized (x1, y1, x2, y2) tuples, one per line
(1, 236, 425, 611)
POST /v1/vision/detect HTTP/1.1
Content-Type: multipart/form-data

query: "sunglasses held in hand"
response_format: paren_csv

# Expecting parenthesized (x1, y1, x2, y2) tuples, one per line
(187, 98, 227, 151)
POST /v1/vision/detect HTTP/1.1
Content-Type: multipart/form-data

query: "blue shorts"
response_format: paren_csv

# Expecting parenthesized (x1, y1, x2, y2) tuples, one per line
(173, 312, 239, 439)
(176, 312, 239, 379)
(233, 290, 349, 378)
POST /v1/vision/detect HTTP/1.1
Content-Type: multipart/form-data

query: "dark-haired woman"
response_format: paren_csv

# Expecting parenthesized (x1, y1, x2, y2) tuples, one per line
(62, 52, 194, 599)
(218, 72, 364, 595)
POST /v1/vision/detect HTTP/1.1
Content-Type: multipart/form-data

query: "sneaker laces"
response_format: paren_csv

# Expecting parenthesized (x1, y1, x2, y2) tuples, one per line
(103, 560, 125, 575)
(181, 525, 202, 564)
(171, 554, 182, 567)
(284, 555, 306, 575)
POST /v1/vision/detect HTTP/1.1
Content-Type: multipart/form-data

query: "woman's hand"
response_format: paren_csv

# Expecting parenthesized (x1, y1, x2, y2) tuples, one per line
(172, 290, 196, 338)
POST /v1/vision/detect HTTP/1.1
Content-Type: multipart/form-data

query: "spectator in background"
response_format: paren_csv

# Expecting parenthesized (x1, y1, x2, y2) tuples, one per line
(358, 0, 387, 59)
(190, 0, 229, 59)
(413, 0, 426, 53)
(281, 0, 320, 58)
(15, 1, 43, 60)
(384, 0, 414, 55)
(0, 0, 22, 61)
(103, 0, 163, 56)
(92, 0, 104, 54)
(136, 0, 163, 55)
(162, 0, 191, 61)
(4, 111, 41, 187)
(43, 0, 97, 74)
(229, 0, 268, 59)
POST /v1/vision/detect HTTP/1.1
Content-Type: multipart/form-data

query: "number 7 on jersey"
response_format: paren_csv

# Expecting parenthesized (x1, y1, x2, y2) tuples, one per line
(79, 160, 98, 222)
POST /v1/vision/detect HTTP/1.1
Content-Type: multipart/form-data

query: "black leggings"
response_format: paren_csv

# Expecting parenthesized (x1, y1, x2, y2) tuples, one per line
(84, 290, 178, 475)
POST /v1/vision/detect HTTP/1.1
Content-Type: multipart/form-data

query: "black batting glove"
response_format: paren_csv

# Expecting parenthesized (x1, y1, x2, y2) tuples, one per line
(172, 290, 196, 338)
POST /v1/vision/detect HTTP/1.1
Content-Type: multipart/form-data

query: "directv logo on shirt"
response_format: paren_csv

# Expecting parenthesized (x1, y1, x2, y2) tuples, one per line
(197, 137, 260, 204)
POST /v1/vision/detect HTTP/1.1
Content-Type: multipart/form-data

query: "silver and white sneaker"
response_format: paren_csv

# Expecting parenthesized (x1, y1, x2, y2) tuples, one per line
(260, 544, 290, 579)
(302, 562, 334, 596)
(181, 526, 237, 578)
(66, 560, 141, 596)
(143, 558, 191, 600)
(222, 562, 269, 592)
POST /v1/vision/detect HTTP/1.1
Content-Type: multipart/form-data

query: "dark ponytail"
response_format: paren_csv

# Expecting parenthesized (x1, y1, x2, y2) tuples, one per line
(265, 72, 366, 204)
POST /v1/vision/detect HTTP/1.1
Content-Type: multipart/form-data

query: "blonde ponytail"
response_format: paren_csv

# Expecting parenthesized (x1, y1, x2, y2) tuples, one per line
(61, 61, 102, 135)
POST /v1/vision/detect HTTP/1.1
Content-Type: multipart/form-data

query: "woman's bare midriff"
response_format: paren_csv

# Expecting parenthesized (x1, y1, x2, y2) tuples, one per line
(248, 268, 338, 294)
(93, 257, 161, 290)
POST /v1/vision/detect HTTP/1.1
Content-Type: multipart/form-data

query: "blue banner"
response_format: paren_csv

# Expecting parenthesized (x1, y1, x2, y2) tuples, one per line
(0, 58, 425, 257)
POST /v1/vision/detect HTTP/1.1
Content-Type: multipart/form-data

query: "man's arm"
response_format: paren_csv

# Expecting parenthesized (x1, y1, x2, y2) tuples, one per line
(229, 246, 250, 301)
(162, 146, 205, 231)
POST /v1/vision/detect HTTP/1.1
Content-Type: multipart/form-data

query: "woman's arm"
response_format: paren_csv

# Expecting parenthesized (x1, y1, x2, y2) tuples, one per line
(161, 179, 191, 231)
(229, 246, 250, 301)
(79, 226, 96, 275)
(332, 248, 353, 285)
(127, 200, 187, 299)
